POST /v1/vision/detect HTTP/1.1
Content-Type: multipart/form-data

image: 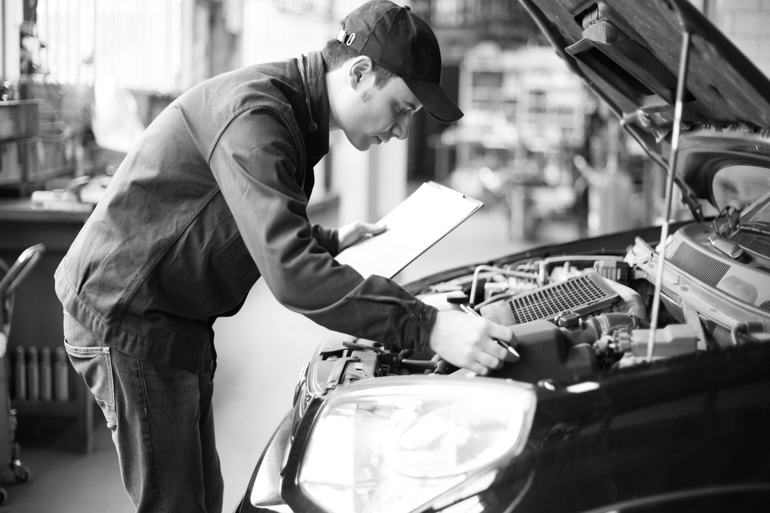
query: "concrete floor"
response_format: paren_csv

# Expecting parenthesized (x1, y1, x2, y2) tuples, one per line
(4, 202, 577, 513)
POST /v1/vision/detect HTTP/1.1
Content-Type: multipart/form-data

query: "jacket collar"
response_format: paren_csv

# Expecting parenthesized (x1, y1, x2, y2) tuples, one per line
(302, 51, 330, 160)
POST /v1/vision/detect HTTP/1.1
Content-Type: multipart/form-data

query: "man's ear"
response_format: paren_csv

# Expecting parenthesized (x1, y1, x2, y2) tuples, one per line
(347, 56, 374, 89)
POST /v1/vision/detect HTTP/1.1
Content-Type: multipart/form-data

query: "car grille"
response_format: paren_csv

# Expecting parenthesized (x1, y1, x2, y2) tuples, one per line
(507, 273, 619, 324)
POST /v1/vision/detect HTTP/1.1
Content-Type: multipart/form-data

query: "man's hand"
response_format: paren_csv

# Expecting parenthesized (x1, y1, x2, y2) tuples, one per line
(338, 221, 387, 251)
(428, 310, 518, 375)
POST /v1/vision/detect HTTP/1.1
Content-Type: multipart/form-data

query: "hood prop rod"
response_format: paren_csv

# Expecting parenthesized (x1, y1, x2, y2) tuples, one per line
(647, 24, 692, 362)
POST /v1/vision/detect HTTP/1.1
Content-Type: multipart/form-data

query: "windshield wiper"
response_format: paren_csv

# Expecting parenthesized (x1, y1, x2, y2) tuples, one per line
(739, 221, 770, 236)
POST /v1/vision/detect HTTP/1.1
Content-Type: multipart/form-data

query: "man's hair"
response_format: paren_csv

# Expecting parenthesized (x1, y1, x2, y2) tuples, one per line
(321, 39, 396, 89)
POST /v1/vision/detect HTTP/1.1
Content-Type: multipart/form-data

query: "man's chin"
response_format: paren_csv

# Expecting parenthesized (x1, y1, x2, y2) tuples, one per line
(347, 136, 373, 152)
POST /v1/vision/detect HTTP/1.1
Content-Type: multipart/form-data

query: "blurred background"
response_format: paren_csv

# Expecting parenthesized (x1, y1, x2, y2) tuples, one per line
(3, 0, 768, 234)
(1, 0, 769, 511)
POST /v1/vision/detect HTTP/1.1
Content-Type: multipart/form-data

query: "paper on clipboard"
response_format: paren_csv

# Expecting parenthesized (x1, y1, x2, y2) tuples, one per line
(335, 182, 483, 279)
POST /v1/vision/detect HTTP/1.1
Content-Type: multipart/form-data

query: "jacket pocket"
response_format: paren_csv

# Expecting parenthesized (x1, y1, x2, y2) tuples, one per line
(64, 341, 117, 428)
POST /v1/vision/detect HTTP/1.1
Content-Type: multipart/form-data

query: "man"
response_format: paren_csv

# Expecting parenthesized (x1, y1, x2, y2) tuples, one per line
(56, 1, 517, 512)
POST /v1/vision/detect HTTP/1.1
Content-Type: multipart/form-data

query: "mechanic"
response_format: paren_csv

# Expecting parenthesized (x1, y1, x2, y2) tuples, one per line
(54, 1, 517, 512)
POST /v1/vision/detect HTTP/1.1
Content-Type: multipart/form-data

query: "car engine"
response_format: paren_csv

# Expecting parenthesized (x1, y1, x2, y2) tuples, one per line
(301, 217, 770, 404)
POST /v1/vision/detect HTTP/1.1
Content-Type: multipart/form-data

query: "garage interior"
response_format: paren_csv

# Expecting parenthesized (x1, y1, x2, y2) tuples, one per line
(0, 1, 767, 511)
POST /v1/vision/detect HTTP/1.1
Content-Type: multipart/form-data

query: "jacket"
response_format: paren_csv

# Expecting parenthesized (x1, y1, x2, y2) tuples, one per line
(54, 51, 438, 373)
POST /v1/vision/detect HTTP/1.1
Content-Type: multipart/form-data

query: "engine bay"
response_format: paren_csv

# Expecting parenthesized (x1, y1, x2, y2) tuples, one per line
(302, 221, 770, 402)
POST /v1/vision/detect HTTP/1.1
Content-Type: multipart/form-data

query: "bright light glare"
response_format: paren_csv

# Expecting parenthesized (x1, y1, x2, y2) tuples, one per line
(299, 377, 536, 513)
(395, 398, 524, 478)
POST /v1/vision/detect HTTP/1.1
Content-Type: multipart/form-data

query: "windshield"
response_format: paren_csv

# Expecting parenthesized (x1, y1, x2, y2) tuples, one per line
(723, 189, 770, 257)
(741, 190, 770, 226)
(712, 165, 770, 211)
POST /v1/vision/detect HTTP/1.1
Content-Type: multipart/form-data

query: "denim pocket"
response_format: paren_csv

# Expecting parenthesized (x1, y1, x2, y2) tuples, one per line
(64, 341, 117, 428)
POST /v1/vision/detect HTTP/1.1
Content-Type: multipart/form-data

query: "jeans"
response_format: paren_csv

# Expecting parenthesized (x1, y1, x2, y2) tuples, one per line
(63, 313, 224, 513)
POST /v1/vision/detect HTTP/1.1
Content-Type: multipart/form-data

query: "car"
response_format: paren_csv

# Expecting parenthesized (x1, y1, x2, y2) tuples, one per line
(235, 1, 770, 512)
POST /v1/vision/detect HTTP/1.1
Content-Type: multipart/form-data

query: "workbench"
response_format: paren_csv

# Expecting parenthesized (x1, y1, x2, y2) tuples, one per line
(0, 198, 95, 453)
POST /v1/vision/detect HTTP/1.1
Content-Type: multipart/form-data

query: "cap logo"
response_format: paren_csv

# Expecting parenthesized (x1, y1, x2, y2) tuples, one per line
(336, 29, 356, 46)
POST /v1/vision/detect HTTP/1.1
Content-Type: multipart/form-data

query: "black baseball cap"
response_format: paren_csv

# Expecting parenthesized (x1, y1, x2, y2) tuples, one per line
(336, 0, 463, 123)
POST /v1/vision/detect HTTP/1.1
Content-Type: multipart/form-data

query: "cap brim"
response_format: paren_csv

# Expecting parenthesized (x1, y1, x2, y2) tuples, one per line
(403, 77, 463, 123)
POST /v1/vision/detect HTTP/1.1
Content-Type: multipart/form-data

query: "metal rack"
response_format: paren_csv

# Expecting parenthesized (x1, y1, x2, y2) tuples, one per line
(0, 203, 94, 454)
(0, 244, 44, 504)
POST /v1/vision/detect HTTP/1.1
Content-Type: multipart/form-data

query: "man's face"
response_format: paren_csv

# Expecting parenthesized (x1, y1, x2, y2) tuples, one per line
(338, 73, 422, 151)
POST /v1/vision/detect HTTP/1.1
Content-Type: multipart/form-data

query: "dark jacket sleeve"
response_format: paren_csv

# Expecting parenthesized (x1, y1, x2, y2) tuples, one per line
(310, 224, 339, 256)
(208, 108, 436, 352)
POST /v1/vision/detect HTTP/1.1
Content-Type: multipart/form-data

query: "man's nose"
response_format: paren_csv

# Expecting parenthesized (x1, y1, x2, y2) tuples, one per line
(391, 113, 412, 140)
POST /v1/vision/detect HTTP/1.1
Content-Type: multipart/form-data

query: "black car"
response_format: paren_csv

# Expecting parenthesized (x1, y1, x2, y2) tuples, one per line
(236, 1, 770, 511)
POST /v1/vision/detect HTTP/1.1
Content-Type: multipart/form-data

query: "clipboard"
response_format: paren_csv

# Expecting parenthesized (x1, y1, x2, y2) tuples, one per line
(335, 182, 483, 279)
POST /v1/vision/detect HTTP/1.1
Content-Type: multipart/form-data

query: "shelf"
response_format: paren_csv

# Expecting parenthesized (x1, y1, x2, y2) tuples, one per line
(0, 218, 95, 453)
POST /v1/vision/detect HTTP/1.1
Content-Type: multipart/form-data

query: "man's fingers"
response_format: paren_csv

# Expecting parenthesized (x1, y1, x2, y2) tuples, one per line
(428, 311, 521, 375)
(364, 222, 387, 235)
(477, 351, 503, 371)
(338, 220, 387, 250)
(502, 348, 520, 363)
(483, 321, 519, 363)
(488, 323, 516, 345)
(482, 337, 509, 362)
(469, 362, 489, 376)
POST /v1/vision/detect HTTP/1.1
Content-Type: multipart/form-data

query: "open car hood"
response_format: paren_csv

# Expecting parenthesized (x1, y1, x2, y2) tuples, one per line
(520, 0, 770, 202)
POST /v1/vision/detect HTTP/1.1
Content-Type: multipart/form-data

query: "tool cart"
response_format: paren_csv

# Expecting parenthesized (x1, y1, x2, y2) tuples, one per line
(0, 243, 45, 504)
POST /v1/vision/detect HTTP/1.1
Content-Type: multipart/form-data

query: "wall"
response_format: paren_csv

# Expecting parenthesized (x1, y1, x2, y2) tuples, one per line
(1, 0, 22, 79)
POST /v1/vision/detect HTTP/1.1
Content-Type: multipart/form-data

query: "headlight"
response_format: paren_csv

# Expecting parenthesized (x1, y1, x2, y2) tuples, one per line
(297, 376, 536, 513)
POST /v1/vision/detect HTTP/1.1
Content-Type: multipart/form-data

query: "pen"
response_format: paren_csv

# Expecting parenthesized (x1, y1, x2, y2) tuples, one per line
(459, 304, 520, 359)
